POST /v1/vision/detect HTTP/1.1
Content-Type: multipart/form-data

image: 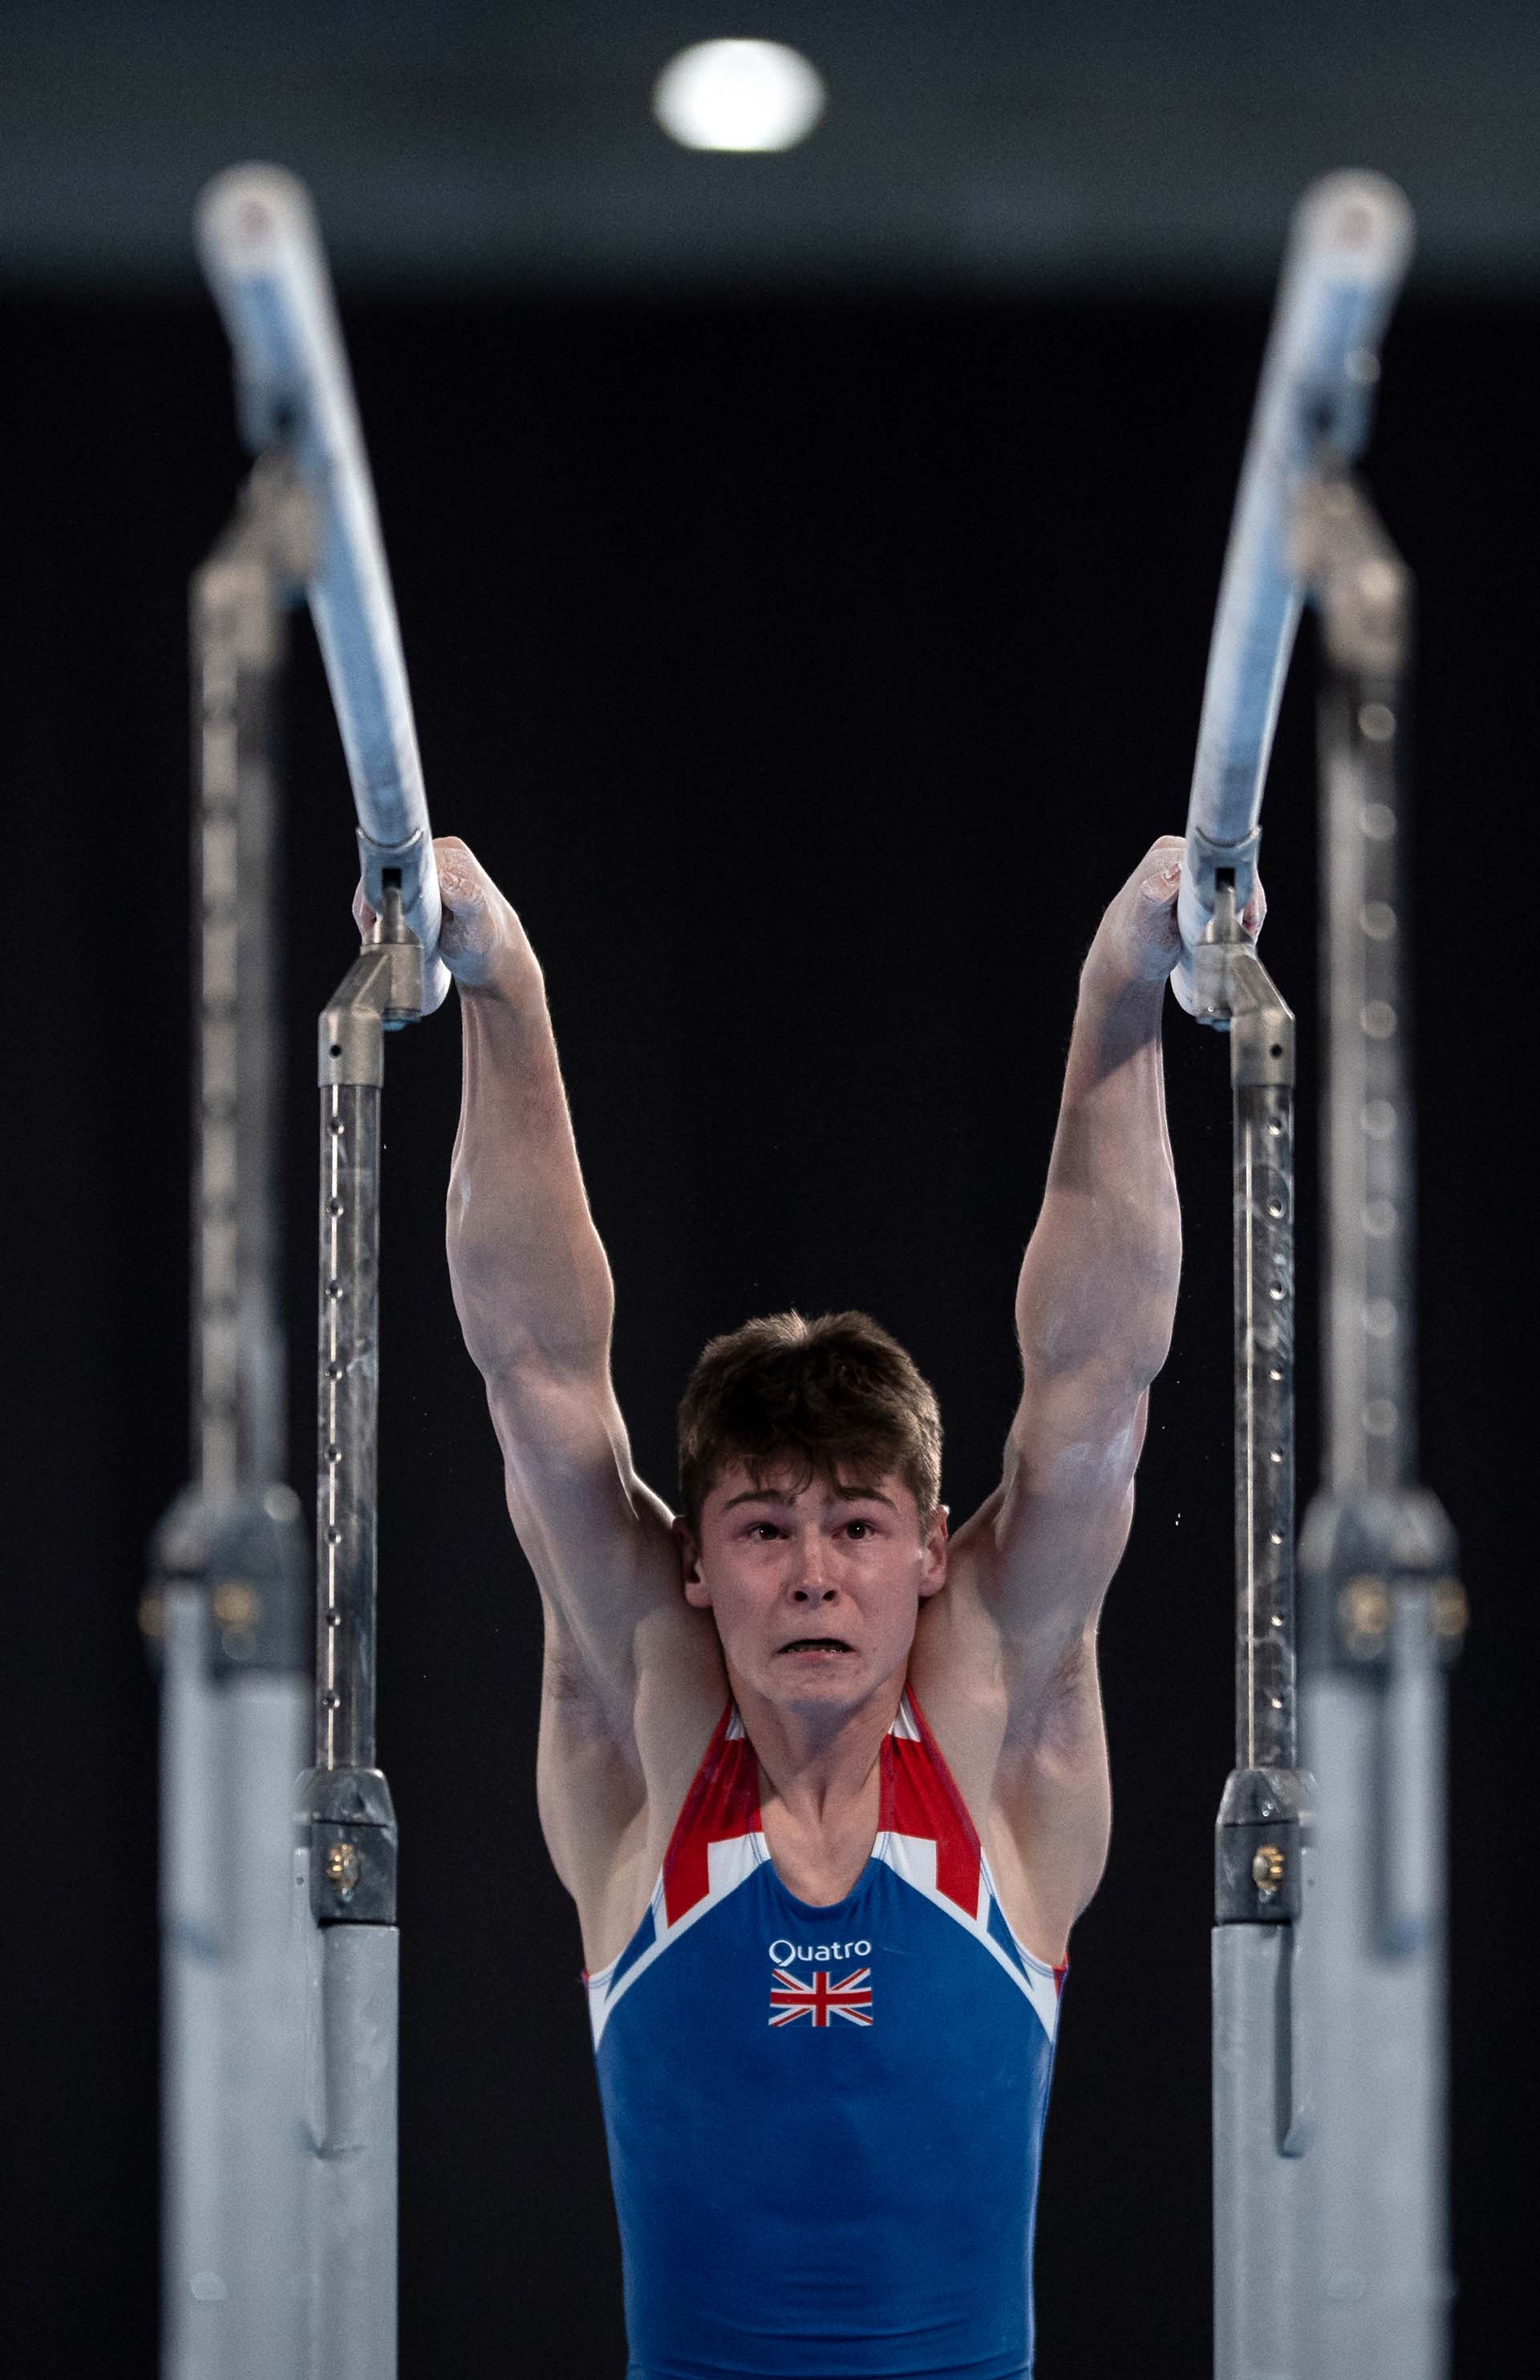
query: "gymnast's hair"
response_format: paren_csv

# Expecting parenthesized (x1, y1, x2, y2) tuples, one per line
(678, 1310, 942, 1531)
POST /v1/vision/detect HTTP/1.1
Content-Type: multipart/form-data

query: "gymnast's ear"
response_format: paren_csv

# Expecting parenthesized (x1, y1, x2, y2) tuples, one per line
(918, 1502, 949, 1599)
(675, 1514, 711, 1606)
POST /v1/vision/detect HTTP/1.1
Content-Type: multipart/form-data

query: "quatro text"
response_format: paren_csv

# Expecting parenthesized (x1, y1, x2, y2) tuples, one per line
(768, 1937, 872, 1964)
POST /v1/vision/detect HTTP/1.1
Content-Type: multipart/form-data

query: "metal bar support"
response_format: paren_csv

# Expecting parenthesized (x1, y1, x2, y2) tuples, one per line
(294, 886, 420, 2380)
(1294, 469, 1462, 2379)
(148, 458, 314, 2380)
(1196, 901, 1313, 2379)
(192, 164, 436, 2380)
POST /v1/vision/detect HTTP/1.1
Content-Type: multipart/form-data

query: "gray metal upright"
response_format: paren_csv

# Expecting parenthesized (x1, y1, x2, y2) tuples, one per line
(1293, 473, 1462, 2378)
(1194, 892, 1312, 2380)
(294, 890, 424, 2380)
(1169, 172, 1417, 2380)
(148, 459, 315, 2380)
(195, 160, 446, 2380)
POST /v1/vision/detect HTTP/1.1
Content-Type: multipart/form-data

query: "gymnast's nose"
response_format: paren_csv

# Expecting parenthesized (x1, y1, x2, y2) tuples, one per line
(790, 1537, 839, 1603)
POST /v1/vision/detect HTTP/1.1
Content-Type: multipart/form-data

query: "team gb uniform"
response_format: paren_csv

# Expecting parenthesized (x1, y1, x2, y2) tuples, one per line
(585, 1689, 1066, 2379)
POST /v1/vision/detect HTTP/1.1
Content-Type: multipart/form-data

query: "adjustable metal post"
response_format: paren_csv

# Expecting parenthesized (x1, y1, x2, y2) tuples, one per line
(147, 457, 314, 2380)
(188, 163, 442, 2380)
(1294, 471, 1461, 2378)
(1169, 172, 1421, 2380)
(1195, 900, 1312, 2380)
(294, 886, 421, 2380)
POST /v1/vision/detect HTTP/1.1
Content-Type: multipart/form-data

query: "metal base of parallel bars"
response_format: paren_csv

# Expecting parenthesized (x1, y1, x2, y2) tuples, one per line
(295, 1871, 400, 2380)
(1295, 1495, 1457, 2375)
(155, 1493, 310, 2380)
(1212, 1860, 1315, 2380)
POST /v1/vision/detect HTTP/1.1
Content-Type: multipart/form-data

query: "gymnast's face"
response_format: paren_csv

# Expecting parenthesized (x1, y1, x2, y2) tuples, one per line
(679, 1461, 947, 1716)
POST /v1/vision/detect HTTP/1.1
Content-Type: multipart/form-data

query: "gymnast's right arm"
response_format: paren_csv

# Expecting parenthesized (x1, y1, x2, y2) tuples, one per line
(436, 833, 622, 1458)
(408, 840, 706, 1889)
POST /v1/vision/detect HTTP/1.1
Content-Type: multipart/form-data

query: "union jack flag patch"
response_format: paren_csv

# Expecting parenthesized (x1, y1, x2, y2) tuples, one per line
(768, 1966, 873, 2028)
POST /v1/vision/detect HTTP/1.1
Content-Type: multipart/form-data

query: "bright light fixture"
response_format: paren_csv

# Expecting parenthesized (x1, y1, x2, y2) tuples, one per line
(652, 39, 826, 153)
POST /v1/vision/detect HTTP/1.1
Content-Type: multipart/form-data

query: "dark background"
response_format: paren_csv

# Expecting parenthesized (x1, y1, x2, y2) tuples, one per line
(3, 274, 1534, 2372)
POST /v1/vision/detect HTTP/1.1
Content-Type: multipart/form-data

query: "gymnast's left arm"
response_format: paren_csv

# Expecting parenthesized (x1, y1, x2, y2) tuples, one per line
(918, 835, 1263, 1940)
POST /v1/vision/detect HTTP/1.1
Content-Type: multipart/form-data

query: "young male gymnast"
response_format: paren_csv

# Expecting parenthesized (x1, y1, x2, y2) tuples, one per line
(378, 830, 1261, 2379)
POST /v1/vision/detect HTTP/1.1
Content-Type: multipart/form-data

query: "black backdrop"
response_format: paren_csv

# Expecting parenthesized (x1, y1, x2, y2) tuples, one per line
(2, 283, 1534, 2375)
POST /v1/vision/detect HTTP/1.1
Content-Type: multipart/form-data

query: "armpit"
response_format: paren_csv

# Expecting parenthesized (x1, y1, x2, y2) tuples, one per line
(1013, 1621, 1104, 1766)
(540, 1613, 638, 1751)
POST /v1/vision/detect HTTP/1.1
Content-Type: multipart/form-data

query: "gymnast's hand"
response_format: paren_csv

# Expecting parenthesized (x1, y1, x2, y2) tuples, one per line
(1084, 833, 1266, 991)
(351, 836, 537, 998)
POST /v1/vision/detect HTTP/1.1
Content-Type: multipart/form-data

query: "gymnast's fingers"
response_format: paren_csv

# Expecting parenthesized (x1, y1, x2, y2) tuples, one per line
(431, 834, 526, 989)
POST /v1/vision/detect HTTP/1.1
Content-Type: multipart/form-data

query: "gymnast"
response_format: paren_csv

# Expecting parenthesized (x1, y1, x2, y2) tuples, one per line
(377, 831, 1262, 2380)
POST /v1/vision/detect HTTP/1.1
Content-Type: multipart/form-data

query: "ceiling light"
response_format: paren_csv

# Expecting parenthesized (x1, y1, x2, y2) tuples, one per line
(652, 39, 826, 153)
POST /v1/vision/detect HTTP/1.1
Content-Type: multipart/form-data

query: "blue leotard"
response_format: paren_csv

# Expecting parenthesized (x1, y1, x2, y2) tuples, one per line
(586, 1689, 1066, 2379)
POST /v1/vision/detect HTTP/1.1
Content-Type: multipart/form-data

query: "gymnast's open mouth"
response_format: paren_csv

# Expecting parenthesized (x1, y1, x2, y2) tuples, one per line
(778, 1637, 853, 1656)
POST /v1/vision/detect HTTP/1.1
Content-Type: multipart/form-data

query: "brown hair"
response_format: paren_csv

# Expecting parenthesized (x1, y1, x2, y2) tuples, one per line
(678, 1310, 942, 1529)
